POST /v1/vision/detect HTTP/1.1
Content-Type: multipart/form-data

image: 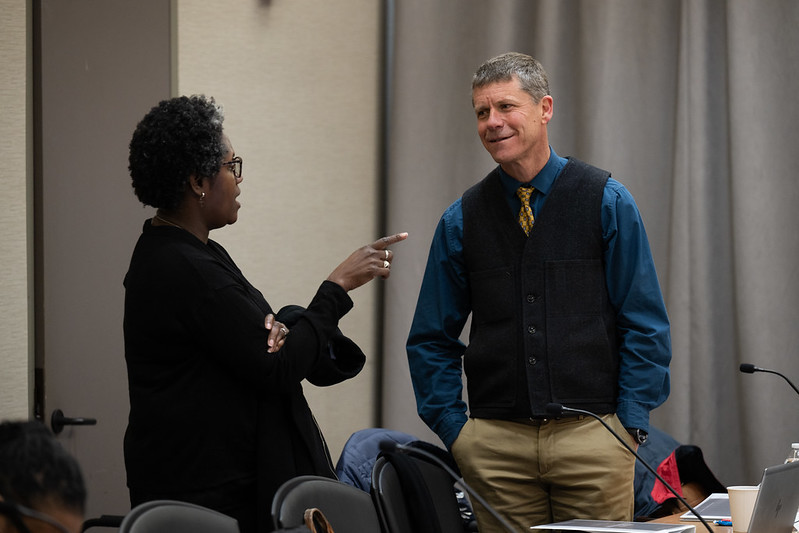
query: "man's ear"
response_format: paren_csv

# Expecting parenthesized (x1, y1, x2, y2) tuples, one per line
(541, 95, 554, 124)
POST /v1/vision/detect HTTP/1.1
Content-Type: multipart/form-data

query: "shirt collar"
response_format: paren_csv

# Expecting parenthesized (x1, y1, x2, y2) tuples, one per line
(499, 147, 567, 197)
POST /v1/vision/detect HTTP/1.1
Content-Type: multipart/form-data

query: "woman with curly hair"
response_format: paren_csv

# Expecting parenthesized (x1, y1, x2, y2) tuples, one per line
(123, 95, 406, 533)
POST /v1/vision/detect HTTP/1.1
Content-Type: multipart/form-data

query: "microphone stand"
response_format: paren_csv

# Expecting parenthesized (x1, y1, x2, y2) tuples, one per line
(545, 403, 715, 533)
(739, 363, 799, 396)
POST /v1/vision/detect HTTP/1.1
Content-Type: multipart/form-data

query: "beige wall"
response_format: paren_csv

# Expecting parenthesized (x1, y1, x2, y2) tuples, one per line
(176, 1, 383, 457)
(0, 0, 32, 420)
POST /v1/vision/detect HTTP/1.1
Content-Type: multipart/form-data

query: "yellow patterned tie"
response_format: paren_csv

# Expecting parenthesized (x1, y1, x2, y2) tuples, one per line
(516, 186, 535, 236)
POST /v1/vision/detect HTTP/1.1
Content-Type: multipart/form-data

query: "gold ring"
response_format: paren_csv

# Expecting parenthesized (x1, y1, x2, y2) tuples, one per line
(280, 327, 288, 335)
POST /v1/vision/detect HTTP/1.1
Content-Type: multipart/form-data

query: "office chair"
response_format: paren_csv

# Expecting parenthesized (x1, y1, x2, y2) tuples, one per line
(271, 475, 382, 533)
(371, 454, 465, 533)
(118, 500, 239, 533)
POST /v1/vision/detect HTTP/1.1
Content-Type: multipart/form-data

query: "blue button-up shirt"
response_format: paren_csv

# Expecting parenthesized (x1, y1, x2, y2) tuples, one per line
(406, 148, 671, 449)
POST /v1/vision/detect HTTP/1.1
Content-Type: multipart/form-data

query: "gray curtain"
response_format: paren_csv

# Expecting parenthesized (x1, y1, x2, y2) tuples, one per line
(381, 0, 799, 486)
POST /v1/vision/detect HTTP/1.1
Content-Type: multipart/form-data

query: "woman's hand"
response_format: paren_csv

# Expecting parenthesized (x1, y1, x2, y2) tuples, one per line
(264, 314, 289, 353)
(326, 232, 408, 292)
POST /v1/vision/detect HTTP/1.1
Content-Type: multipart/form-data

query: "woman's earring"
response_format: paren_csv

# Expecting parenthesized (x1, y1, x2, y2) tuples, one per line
(199, 191, 206, 207)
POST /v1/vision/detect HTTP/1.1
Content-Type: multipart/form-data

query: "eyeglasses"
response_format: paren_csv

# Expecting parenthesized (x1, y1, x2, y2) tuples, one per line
(0, 499, 72, 533)
(221, 156, 243, 179)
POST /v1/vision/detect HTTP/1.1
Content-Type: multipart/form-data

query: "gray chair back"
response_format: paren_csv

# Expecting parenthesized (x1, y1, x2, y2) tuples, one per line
(119, 500, 239, 533)
(271, 475, 381, 533)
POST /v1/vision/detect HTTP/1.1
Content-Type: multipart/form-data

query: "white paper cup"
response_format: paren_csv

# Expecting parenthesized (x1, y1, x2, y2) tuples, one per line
(727, 485, 760, 532)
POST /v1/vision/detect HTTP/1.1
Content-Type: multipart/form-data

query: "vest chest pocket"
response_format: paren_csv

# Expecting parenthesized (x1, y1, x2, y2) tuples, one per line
(469, 266, 515, 324)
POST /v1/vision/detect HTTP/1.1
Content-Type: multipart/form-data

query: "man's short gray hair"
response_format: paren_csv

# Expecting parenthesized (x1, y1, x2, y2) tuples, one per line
(472, 52, 550, 103)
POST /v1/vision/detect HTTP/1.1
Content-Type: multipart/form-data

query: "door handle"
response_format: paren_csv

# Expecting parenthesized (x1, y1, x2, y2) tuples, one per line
(50, 409, 97, 434)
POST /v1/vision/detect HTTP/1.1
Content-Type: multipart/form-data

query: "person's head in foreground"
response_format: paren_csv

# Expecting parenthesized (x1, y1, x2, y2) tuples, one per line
(0, 420, 86, 533)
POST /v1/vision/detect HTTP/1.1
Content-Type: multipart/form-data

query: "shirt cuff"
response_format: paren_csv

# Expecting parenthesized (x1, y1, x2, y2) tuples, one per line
(616, 400, 651, 432)
(436, 412, 469, 450)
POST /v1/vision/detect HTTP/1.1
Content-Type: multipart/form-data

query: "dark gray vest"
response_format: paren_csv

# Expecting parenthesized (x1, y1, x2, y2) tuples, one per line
(461, 158, 619, 419)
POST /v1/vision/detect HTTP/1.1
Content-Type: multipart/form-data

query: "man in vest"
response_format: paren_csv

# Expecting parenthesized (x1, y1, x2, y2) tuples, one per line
(406, 52, 671, 532)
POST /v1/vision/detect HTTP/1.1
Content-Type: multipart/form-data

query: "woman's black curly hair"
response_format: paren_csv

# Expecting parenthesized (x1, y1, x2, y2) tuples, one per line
(128, 95, 226, 209)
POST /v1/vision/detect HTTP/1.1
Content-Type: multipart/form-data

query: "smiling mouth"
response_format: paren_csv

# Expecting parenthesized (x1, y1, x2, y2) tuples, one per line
(487, 134, 512, 143)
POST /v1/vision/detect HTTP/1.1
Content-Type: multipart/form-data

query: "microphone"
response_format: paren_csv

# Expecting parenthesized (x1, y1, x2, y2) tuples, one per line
(739, 363, 799, 396)
(544, 403, 714, 533)
(378, 440, 517, 533)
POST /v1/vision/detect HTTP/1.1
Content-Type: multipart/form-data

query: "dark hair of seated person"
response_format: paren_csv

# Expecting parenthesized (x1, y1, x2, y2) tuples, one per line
(0, 420, 87, 533)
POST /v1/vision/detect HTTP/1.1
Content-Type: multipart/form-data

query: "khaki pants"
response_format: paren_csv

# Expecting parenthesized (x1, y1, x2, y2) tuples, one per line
(450, 415, 635, 533)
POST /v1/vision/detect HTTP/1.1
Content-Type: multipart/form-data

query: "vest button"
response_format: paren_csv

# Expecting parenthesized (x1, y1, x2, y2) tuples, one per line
(527, 325, 537, 335)
(528, 357, 537, 365)
(527, 294, 536, 303)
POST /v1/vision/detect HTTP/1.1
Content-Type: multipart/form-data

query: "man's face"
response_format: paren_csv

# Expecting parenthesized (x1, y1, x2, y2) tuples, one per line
(473, 77, 553, 177)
